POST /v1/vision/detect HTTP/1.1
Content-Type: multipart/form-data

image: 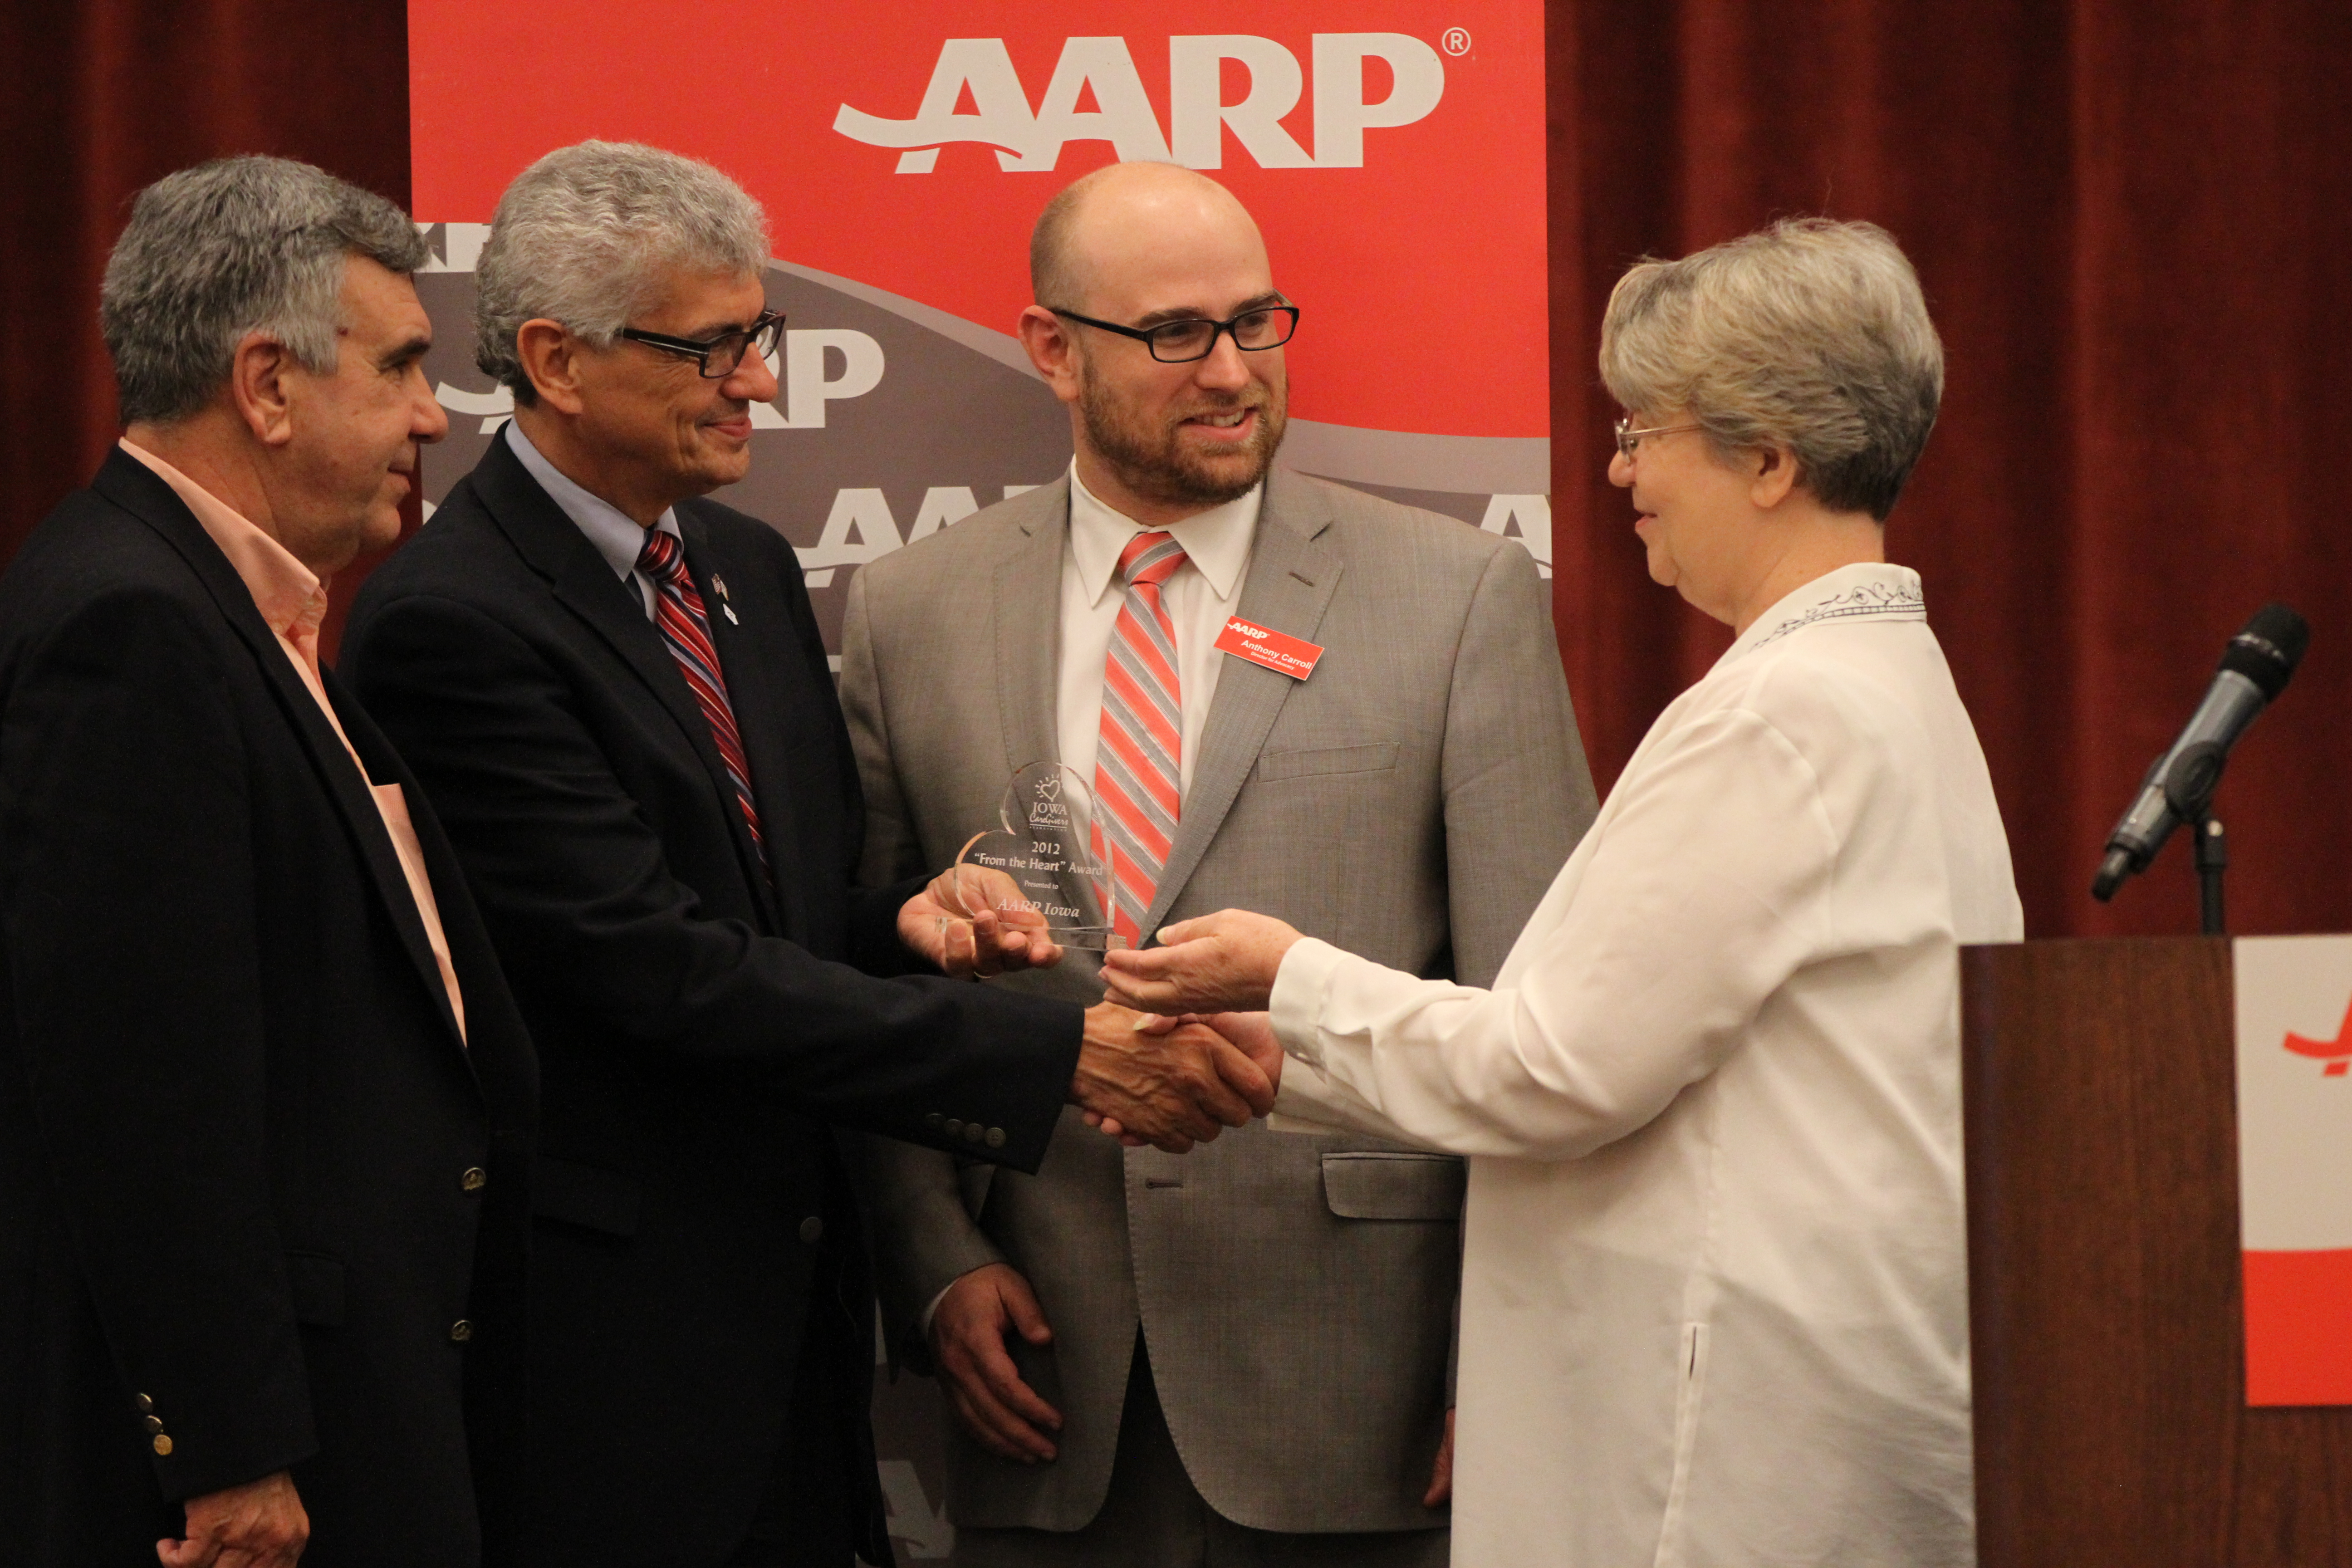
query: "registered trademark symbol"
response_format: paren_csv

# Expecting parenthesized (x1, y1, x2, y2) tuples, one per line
(1441, 27, 1472, 55)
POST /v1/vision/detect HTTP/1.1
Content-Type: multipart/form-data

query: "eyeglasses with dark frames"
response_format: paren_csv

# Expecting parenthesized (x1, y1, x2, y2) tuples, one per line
(616, 309, 787, 378)
(1049, 304, 1299, 364)
(1613, 417, 1705, 462)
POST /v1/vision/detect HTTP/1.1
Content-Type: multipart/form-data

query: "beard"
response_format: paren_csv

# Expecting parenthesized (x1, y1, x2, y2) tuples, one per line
(1076, 367, 1288, 512)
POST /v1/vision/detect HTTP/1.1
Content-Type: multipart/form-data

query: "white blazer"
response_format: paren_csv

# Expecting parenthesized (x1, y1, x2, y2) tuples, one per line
(1270, 563, 2023, 1567)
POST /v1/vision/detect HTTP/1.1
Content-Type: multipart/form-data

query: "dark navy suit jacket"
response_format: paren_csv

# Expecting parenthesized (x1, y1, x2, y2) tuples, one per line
(342, 435, 1081, 1567)
(0, 448, 538, 1567)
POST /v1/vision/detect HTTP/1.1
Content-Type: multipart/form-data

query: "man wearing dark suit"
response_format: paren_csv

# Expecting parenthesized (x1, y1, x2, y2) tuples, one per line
(0, 158, 536, 1568)
(340, 140, 1268, 1568)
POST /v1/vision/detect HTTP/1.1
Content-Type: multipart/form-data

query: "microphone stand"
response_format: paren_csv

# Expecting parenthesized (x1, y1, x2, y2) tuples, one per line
(2192, 816, 2228, 937)
(2095, 744, 2235, 934)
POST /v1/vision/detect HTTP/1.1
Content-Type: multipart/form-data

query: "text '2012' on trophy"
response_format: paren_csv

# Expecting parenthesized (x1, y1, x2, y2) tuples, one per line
(949, 762, 1126, 951)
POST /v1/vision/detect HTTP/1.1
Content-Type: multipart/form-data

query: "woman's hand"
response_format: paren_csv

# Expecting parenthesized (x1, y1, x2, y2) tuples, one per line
(1097, 909, 1304, 1014)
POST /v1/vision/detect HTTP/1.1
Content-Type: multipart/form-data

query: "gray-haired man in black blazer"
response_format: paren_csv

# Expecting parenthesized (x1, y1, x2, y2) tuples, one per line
(0, 158, 537, 1568)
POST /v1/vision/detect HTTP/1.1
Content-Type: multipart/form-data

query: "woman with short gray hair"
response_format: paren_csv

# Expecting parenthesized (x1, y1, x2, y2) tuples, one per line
(1099, 217, 2023, 1565)
(1602, 216, 1944, 524)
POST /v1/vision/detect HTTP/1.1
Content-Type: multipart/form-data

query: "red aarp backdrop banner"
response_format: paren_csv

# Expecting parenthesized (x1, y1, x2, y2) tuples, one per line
(408, 2, 1545, 1553)
(409, 2, 1550, 657)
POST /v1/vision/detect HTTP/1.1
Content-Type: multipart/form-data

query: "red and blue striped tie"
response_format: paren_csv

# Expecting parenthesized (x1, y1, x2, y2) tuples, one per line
(637, 528, 764, 865)
(1094, 530, 1187, 948)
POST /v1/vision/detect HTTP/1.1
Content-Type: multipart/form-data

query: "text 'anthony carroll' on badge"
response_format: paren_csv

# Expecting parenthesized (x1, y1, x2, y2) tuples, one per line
(1215, 616, 1324, 681)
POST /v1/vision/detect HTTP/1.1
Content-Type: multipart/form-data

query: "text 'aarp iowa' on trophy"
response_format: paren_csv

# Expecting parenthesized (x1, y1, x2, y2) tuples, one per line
(949, 761, 1127, 951)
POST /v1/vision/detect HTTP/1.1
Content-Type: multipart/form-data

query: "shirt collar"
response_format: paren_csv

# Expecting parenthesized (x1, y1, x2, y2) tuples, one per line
(505, 418, 679, 580)
(1067, 460, 1259, 608)
(1725, 560, 1927, 662)
(118, 437, 326, 642)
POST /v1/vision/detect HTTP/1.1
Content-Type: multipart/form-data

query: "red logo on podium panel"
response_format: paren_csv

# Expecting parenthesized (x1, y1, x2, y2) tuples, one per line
(2236, 937, 2352, 1407)
(2283, 994, 2352, 1076)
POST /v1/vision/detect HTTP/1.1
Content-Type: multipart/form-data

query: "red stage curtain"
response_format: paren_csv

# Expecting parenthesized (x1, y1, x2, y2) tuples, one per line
(4, 0, 2347, 938)
(0, 0, 414, 654)
(1550, 1, 2352, 939)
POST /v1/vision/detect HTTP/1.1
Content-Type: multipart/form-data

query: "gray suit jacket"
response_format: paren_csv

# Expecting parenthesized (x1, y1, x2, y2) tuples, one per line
(840, 467, 1595, 1534)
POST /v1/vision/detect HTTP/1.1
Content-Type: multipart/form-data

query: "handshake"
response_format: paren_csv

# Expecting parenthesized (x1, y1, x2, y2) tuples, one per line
(898, 873, 1343, 1475)
(898, 867, 1282, 1152)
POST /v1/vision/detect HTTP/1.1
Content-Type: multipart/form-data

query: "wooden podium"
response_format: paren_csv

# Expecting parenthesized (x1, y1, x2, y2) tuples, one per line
(1963, 937, 2352, 1568)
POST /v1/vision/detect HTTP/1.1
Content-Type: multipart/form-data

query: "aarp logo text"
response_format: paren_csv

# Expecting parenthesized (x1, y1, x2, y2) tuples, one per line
(836, 34, 1446, 173)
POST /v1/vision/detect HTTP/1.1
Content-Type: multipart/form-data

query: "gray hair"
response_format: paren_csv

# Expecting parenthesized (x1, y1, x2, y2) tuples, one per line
(99, 156, 426, 426)
(1600, 218, 1944, 520)
(473, 141, 769, 406)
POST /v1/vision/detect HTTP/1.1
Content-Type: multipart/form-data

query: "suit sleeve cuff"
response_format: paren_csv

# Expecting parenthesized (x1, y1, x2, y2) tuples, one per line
(935, 994, 1083, 1175)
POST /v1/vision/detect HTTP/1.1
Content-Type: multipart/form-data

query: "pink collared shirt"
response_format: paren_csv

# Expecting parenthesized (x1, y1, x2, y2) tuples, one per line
(120, 439, 468, 1044)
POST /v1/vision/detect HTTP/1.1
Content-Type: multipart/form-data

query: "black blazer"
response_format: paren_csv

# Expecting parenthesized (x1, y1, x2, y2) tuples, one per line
(341, 434, 1082, 1567)
(0, 449, 538, 1568)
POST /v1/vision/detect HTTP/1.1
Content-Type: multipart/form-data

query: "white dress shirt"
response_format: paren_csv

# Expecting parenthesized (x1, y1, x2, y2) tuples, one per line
(1270, 562, 2023, 1567)
(506, 419, 681, 622)
(1053, 461, 1259, 800)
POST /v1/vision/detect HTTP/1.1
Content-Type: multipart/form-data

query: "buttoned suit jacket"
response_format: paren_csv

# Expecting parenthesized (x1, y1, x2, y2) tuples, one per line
(340, 435, 1086, 1568)
(841, 467, 1596, 1534)
(0, 449, 539, 1568)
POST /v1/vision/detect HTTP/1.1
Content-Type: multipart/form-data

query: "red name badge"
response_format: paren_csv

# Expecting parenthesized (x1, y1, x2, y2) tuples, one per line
(1215, 616, 1325, 680)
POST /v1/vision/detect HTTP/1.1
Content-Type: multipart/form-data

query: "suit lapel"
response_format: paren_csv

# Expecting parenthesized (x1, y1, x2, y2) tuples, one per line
(1141, 469, 1342, 939)
(995, 481, 1069, 784)
(473, 439, 780, 925)
(93, 451, 470, 1055)
(323, 671, 478, 1064)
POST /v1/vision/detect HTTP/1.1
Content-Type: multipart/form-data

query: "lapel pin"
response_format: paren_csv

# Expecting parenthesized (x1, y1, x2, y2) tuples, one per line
(723, 604, 740, 625)
(710, 573, 731, 601)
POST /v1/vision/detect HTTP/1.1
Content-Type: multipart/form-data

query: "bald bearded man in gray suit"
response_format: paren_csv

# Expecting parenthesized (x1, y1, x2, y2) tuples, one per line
(842, 163, 1595, 1567)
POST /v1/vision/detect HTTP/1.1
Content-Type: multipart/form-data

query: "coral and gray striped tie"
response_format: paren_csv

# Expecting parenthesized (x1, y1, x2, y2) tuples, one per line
(1094, 530, 1188, 948)
(636, 528, 765, 866)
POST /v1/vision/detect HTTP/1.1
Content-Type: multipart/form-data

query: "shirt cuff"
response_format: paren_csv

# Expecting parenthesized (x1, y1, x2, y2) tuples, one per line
(1269, 936, 1351, 1070)
(919, 1281, 954, 1341)
(1268, 1055, 1357, 1132)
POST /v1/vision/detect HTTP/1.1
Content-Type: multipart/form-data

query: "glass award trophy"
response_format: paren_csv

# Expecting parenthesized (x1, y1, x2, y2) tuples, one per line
(946, 761, 1126, 951)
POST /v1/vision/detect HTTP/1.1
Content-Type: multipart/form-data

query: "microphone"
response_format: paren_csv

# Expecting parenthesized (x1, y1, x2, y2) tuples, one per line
(2092, 603, 2310, 901)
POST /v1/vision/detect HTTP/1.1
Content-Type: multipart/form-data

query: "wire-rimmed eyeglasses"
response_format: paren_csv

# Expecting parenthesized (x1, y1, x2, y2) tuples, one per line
(1050, 304, 1300, 364)
(617, 309, 786, 378)
(1613, 417, 1705, 462)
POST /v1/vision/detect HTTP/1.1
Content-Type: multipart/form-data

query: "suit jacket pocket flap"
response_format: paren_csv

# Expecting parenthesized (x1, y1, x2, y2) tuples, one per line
(532, 1155, 642, 1237)
(285, 1251, 346, 1327)
(1256, 740, 1401, 783)
(1320, 1152, 1466, 1220)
